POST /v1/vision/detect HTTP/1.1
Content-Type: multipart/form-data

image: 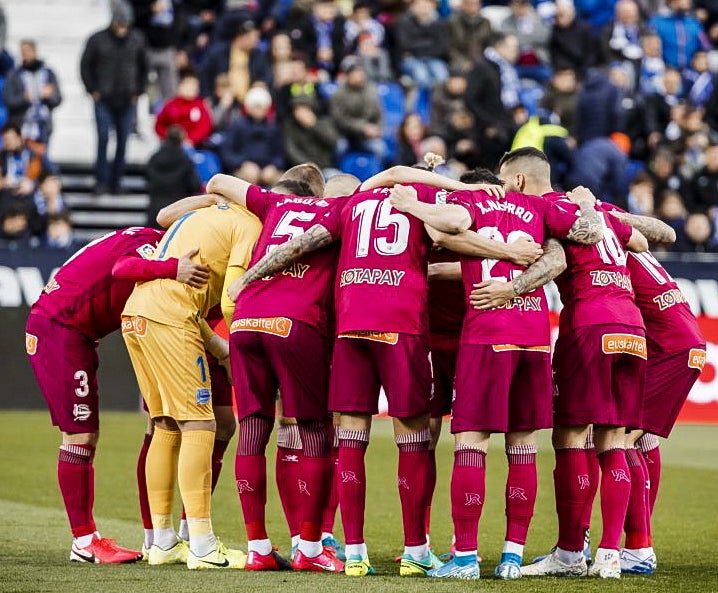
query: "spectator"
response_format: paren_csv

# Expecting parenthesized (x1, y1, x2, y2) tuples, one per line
(689, 142, 718, 212)
(447, 0, 493, 71)
(574, 68, 623, 144)
(645, 67, 684, 148)
(648, 147, 688, 207)
(290, 0, 347, 76)
(396, 113, 428, 165)
(345, 1, 385, 48)
(0, 204, 35, 250)
(649, 0, 708, 70)
(466, 33, 520, 168)
(45, 212, 77, 250)
(683, 50, 714, 107)
(274, 55, 323, 121)
(0, 4, 13, 80)
(3, 40, 62, 144)
(270, 32, 294, 78)
(330, 58, 385, 162)
(550, 0, 597, 73)
(638, 32, 666, 94)
(430, 69, 469, 139)
(31, 175, 68, 236)
(283, 95, 339, 172)
(658, 188, 689, 242)
(80, 0, 147, 194)
(567, 133, 629, 204)
(199, 18, 271, 99)
(684, 211, 718, 251)
(219, 86, 284, 185)
(501, 0, 551, 82)
(355, 32, 392, 83)
(540, 68, 580, 134)
(146, 126, 201, 227)
(154, 69, 213, 146)
(0, 124, 52, 196)
(131, 0, 180, 102)
(626, 170, 656, 214)
(396, 0, 450, 89)
(209, 73, 242, 136)
(601, 0, 646, 65)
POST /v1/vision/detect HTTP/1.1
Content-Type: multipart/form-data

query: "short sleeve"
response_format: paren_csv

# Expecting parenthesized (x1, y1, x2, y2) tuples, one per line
(544, 201, 580, 239)
(228, 213, 263, 269)
(408, 183, 447, 206)
(607, 214, 634, 248)
(599, 202, 625, 214)
(447, 190, 477, 225)
(245, 185, 276, 222)
(319, 196, 348, 240)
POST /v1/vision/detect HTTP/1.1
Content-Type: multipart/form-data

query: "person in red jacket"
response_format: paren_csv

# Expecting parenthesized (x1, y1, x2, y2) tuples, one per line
(155, 70, 213, 147)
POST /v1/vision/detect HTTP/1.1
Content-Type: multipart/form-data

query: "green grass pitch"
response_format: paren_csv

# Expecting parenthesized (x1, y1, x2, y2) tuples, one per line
(1, 411, 717, 593)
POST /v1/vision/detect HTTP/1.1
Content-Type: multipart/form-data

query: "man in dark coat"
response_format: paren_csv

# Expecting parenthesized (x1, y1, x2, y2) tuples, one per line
(80, 0, 148, 194)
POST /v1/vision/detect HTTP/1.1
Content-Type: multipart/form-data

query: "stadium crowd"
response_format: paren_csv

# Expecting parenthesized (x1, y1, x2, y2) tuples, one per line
(3, 0, 718, 251)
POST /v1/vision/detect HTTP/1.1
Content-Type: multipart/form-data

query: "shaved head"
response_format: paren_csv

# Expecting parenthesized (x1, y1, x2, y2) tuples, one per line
(324, 174, 360, 198)
(498, 147, 551, 193)
(276, 163, 325, 197)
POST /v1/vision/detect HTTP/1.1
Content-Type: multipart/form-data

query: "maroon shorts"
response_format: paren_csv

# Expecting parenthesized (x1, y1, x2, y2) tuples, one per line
(26, 314, 99, 433)
(430, 345, 458, 418)
(207, 353, 233, 407)
(230, 319, 330, 421)
(451, 344, 553, 434)
(329, 332, 431, 418)
(643, 345, 706, 437)
(553, 324, 647, 428)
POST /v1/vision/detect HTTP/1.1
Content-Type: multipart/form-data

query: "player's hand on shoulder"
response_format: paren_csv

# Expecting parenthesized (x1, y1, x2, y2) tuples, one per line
(470, 280, 515, 310)
(509, 237, 543, 266)
(389, 184, 418, 212)
(227, 277, 246, 302)
(462, 182, 505, 199)
(566, 186, 597, 207)
(177, 248, 211, 288)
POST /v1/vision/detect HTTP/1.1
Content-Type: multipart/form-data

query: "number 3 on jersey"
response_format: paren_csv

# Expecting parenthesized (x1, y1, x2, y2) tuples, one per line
(352, 199, 410, 257)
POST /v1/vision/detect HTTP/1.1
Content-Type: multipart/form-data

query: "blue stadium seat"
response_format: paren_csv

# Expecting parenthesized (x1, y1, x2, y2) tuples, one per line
(377, 82, 405, 137)
(622, 159, 646, 193)
(340, 152, 382, 181)
(412, 87, 432, 125)
(519, 85, 546, 116)
(188, 149, 222, 185)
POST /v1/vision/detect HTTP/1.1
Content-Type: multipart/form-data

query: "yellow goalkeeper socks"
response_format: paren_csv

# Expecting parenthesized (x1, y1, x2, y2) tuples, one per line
(178, 429, 216, 556)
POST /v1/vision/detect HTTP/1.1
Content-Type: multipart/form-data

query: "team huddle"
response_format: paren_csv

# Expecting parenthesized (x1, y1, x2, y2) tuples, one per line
(25, 147, 706, 580)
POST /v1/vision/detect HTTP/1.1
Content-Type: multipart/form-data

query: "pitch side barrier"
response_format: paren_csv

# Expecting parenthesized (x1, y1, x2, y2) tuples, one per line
(0, 249, 715, 420)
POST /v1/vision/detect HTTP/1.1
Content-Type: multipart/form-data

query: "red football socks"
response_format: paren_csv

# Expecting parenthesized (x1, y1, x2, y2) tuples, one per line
(555, 448, 589, 552)
(597, 448, 631, 550)
(451, 448, 486, 553)
(505, 444, 537, 546)
(58, 444, 97, 538)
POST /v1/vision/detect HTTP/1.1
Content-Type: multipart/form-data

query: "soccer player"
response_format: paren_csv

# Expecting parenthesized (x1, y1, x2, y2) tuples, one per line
(135, 305, 236, 559)
(386, 172, 608, 580)
(122, 200, 262, 569)
(591, 204, 704, 574)
(478, 147, 649, 579)
(229, 167, 542, 577)
(25, 226, 210, 564)
(205, 166, 357, 572)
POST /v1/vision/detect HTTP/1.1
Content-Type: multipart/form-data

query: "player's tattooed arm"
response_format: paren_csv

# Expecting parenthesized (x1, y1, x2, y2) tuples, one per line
(469, 239, 566, 310)
(427, 225, 543, 264)
(227, 223, 335, 301)
(608, 211, 677, 244)
(156, 193, 223, 228)
(390, 185, 472, 233)
(565, 186, 604, 245)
